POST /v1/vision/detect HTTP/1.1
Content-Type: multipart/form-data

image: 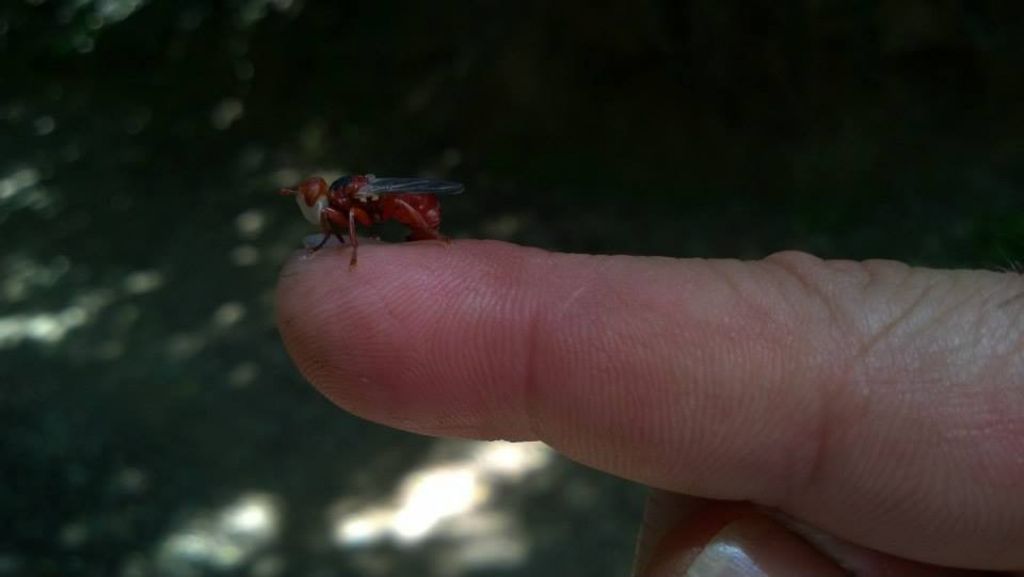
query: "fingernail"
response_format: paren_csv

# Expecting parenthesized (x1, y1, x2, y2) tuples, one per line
(683, 517, 846, 577)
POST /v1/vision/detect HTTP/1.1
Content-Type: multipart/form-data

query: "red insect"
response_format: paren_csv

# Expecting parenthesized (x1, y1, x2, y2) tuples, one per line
(279, 174, 463, 266)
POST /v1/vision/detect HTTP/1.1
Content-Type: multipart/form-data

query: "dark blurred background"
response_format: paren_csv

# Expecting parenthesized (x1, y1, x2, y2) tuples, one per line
(0, 1, 1021, 576)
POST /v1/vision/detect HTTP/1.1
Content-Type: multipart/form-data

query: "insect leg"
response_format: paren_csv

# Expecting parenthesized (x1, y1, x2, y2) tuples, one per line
(308, 234, 331, 253)
(391, 198, 446, 242)
(321, 207, 349, 236)
(347, 208, 360, 267)
(309, 210, 344, 253)
(313, 206, 354, 264)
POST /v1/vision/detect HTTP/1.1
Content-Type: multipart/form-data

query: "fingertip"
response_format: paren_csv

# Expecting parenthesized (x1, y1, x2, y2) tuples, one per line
(275, 240, 552, 437)
(640, 512, 848, 577)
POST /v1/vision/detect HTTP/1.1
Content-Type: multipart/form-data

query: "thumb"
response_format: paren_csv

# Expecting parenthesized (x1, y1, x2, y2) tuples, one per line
(634, 491, 985, 577)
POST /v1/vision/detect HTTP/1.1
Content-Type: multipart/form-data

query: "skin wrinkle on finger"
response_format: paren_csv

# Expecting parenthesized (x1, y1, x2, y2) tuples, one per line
(853, 277, 937, 369)
(276, 241, 1024, 568)
(511, 248, 569, 443)
(761, 252, 858, 345)
(712, 255, 907, 512)
(519, 256, 613, 439)
(415, 243, 547, 436)
(753, 258, 1024, 565)
(851, 268, 1024, 494)
(851, 265, 1022, 385)
(758, 256, 1024, 509)
(467, 247, 553, 439)
(978, 275, 1024, 380)
(997, 286, 1024, 309)
(916, 275, 1007, 383)
(744, 259, 1024, 566)
(759, 257, 951, 510)
(529, 254, 807, 497)
(738, 255, 863, 507)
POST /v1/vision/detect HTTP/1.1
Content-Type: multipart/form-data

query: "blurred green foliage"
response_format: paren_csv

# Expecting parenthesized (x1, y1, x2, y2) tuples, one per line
(2, 0, 1021, 262)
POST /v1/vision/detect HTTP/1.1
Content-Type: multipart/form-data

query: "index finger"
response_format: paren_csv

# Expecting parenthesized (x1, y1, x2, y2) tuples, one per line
(275, 240, 1024, 569)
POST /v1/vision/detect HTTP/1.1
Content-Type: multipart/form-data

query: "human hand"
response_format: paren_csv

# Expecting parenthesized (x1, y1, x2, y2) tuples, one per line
(276, 240, 1024, 575)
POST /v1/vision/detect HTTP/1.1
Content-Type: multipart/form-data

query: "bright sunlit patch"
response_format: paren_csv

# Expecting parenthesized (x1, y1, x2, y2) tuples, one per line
(235, 209, 267, 238)
(473, 441, 550, 478)
(393, 466, 486, 542)
(0, 165, 54, 217)
(438, 519, 528, 575)
(332, 467, 487, 547)
(112, 467, 148, 495)
(0, 167, 40, 200)
(156, 493, 279, 573)
(93, 0, 149, 23)
(230, 244, 261, 266)
(330, 441, 551, 558)
(227, 362, 260, 388)
(212, 302, 246, 327)
(1, 255, 69, 302)
(0, 263, 166, 349)
(223, 497, 275, 535)
(122, 270, 164, 294)
(334, 507, 393, 546)
(0, 285, 114, 347)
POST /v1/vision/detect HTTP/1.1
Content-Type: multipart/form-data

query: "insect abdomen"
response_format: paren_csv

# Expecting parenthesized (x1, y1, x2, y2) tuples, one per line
(383, 194, 441, 229)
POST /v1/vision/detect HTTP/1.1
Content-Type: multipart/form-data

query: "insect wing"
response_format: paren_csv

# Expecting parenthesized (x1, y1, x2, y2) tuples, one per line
(360, 177, 464, 196)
